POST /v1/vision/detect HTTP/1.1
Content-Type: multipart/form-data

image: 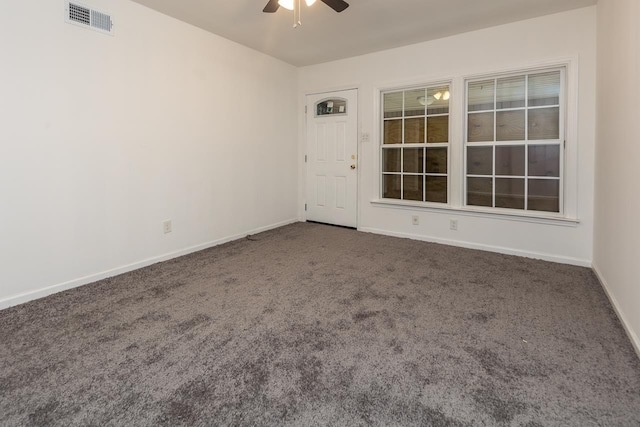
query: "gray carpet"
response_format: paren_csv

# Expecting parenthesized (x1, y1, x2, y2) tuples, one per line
(1, 222, 639, 426)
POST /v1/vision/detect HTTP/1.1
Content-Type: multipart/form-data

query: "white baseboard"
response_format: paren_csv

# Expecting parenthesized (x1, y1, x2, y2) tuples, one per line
(0, 218, 299, 311)
(357, 226, 592, 267)
(592, 264, 640, 359)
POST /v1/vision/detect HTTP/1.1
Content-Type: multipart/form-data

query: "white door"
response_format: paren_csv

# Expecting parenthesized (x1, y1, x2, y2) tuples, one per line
(306, 89, 358, 228)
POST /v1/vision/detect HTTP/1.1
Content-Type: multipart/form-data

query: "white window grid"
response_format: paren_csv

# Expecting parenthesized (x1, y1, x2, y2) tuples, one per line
(381, 84, 451, 204)
(464, 67, 566, 214)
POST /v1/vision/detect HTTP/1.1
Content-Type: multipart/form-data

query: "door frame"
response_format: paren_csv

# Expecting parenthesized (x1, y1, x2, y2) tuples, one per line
(303, 87, 360, 228)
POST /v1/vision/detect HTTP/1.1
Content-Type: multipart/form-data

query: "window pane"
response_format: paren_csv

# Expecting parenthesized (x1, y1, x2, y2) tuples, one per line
(316, 99, 347, 116)
(403, 148, 424, 173)
(529, 71, 560, 107)
(383, 148, 401, 172)
(383, 174, 401, 199)
(384, 92, 403, 118)
(528, 145, 560, 177)
(405, 118, 425, 144)
(495, 178, 525, 209)
(426, 148, 447, 173)
(468, 80, 494, 111)
(463, 68, 563, 213)
(426, 176, 447, 203)
(467, 177, 493, 207)
(403, 175, 423, 201)
(467, 146, 493, 175)
(427, 116, 449, 143)
(404, 89, 425, 117)
(528, 107, 559, 140)
(384, 120, 402, 144)
(427, 86, 450, 114)
(528, 179, 559, 212)
(496, 110, 525, 141)
(495, 145, 525, 176)
(381, 83, 451, 205)
(497, 76, 525, 109)
(468, 112, 494, 142)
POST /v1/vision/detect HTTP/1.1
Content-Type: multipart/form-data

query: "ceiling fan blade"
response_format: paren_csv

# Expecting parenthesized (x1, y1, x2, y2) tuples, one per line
(320, 0, 349, 13)
(263, 0, 280, 13)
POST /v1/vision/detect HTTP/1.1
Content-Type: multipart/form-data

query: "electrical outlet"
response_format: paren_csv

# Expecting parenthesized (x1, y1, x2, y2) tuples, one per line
(163, 220, 172, 234)
(450, 219, 458, 231)
(412, 215, 419, 226)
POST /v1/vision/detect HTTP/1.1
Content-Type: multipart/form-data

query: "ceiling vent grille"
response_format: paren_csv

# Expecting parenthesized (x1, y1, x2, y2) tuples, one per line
(65, 2, 113, 35)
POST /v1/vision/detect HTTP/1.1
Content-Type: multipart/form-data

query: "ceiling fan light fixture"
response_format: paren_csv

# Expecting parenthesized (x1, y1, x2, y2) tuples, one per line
(418, 96, 435, 106)
(264, 0, 349, 17)
(432, 90, 450, 101)
(278, 0, 294, 10)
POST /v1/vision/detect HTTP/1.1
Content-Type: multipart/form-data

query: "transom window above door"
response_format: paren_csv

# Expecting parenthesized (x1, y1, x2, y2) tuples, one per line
(381, 84, 450, 204)
(316, 98, 347, 116)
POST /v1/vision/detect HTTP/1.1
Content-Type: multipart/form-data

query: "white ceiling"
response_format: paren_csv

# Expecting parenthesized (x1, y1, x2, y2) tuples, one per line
(130, 0, 597, 67)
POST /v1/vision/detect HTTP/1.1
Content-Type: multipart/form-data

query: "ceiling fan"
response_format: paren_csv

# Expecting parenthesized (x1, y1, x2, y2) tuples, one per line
(263, 0, 349, 14)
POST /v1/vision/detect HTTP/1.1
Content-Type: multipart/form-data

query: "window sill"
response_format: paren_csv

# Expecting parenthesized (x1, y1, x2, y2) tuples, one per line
(370, 199, 580, 227)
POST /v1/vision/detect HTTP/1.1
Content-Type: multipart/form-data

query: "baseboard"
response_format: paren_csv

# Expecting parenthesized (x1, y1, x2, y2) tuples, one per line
(0, 218, 299, 311)
(592, 264, 640, 359)
(357, 226, 591, 267)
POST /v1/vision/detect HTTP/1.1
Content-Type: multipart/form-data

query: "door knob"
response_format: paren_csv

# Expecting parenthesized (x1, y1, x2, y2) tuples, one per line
(350, 164, 356, 169)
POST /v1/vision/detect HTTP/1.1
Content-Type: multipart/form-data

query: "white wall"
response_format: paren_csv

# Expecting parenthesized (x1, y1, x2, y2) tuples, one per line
(0, 0, 298, 307)
(593, 0, 640, 353)
(298, 7, 596, 266)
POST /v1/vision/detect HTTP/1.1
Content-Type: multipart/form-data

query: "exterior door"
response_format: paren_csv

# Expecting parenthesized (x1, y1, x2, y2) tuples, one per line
(306, 89, 358, 228)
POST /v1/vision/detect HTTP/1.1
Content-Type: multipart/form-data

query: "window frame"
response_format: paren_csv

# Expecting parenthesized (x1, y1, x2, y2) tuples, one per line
(463, 66, 566, 217)
(379, 81, 453, 206)
(371, 57, 579, 225)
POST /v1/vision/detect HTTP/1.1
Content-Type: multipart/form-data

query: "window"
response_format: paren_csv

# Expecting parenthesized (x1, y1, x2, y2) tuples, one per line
(465, 69, 564, 213)
(381, 84, 450, 203)
(316, 98, 347, 116)
(375, 65, 572, 221)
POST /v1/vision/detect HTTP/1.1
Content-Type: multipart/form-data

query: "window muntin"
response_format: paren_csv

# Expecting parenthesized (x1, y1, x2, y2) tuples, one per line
(465, 69, 563, 213)
(381, 84, 450, 203)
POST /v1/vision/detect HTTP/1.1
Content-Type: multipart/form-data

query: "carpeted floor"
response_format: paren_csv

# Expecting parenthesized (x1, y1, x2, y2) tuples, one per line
(1, 222, 639, 426)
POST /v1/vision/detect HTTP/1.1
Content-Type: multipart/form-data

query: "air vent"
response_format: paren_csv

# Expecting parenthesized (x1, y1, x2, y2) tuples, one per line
(69, 3, 90, 26)
(65, 2, 113, 35)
